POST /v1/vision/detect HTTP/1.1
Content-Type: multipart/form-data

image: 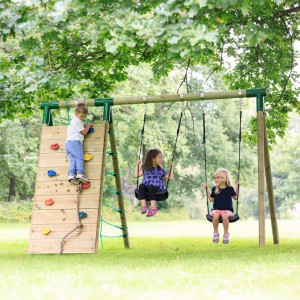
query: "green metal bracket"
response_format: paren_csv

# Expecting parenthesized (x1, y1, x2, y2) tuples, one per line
(40, 101, 60, 110)
(42, 105, 53, 125)
(103, 102, 111, 121)
(246, 89, 266, 112)
(94, 98, 113, 107)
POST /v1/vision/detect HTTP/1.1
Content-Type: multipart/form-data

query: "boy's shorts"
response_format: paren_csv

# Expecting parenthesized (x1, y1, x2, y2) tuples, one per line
(210, 210, 234, 218)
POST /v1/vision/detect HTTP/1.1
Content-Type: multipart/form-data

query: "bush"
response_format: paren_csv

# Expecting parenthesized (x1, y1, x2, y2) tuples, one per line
(0, 201, 32, 223)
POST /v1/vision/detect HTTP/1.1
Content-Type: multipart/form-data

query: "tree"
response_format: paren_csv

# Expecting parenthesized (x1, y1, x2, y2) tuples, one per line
(0, 0, 299, 142)
(0, 117, 40, 201)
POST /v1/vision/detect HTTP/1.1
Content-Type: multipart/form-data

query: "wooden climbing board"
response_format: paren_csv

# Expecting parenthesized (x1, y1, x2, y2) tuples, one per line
(28, 122, 109, 254)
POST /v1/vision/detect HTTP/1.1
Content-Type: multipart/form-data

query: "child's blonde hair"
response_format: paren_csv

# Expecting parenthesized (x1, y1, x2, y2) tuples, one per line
(75, 103, 88, 115)
(214, 168, 233, 195)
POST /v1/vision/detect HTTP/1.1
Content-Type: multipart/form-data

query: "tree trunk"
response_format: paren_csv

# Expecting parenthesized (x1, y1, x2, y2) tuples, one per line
(7, 176, 16, 202)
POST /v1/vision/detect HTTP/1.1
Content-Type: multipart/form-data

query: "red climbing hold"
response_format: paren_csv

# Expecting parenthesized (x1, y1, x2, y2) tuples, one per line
(44, 198, 54, 206)
(50, 143, 59, 150)
(82, 182, 90, 189)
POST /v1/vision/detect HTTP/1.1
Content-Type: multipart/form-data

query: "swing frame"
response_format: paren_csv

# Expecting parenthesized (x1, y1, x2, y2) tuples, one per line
(40, 88, 279, 247)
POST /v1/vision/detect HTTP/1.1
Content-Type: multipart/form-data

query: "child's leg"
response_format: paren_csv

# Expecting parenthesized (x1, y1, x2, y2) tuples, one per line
(65, 141, 76, 176)
(222, 213, 230, 235)
(147, 185, 157, 208)
(146, 185, 158, 217)
(212, 212, 220, 233)
(138, 184, 148, 214)
(71, 141, 84, 175)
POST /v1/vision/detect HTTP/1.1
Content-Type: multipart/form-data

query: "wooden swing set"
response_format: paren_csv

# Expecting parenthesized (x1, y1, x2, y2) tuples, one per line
(33, 88, 278, 253)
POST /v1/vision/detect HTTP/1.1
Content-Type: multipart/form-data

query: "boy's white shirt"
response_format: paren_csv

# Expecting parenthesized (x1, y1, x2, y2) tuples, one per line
(66, 117, 85, 143)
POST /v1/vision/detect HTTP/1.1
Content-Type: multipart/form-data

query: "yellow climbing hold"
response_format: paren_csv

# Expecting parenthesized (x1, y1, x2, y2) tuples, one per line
(41, 228, 51, 235)
(84, 153, 93, 161)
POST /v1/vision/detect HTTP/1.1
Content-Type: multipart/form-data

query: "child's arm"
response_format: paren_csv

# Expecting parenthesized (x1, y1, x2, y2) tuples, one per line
(165, 162, 174, 181)
(134, 160, 143, 178)
(204, 183, 214, 202)
(232, 181, 240, 200)
(80, 122, 93, 136)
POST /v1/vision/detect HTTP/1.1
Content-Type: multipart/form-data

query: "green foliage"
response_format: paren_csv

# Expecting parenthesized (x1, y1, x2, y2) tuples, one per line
(0, 0, 299, 143)
(0, 117, 40, 201)
(0, 201, 32, 222)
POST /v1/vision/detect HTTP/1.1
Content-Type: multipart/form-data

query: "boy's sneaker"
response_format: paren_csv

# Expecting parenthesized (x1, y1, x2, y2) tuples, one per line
(76, 174, 90, 183)
(146, 207, 158, 217)
(68, 175, 79, 185)
(140, 206, 148, 214)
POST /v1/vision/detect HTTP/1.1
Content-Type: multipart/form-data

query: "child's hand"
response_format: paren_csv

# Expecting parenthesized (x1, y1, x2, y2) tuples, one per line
(137, 160, 141, 165)
(204, 183, 209, 189)
(85, 122, 93, 129)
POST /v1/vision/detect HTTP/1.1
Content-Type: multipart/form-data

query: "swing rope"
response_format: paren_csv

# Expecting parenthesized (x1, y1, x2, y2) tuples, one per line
(166, 97, 185, 189)
(136, 102, 147, 190)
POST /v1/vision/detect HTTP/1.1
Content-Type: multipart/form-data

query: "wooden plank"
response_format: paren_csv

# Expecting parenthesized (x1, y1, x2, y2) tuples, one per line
(36, 166, 103, 182)
(39, 139, 105, 154)
(34, 180, 101, 196)
(34, 194, 101, 210)
(28, 238, 96, 254)
(38, 152, 103, 167)
(31, 208, 99, 224)
(30, 224, 97, 239)
(41, 124, 105, 140)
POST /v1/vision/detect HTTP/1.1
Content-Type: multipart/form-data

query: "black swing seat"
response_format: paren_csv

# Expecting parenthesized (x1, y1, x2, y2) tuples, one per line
(206, 213, 239, 223)
(135, 188, 169, 202)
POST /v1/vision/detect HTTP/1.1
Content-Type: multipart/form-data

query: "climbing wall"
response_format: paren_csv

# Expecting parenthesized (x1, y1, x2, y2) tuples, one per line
(28, 122, 109, 254)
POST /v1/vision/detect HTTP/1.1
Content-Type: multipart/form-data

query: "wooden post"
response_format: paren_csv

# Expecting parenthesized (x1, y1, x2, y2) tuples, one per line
(263, 117, 279, 244)
(107, 118, 130, 249)
(257, 102, 265, 247)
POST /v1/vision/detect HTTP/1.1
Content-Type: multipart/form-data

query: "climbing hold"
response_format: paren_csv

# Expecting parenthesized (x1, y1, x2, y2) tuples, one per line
(44, 198, 54, 206)
(82, 182, 90, 189)
(50, 143, 59, 150)
(88, 127, 94, 134)
(78, 212, 88, 219)
(84, 153, 93, 161)
(47, 170, 56, 177)
(41, 228, 51, 235)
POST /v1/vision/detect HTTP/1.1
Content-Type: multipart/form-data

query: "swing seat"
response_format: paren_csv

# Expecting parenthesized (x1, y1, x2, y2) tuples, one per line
(206, 213, 239, 223)
(134, 188, 169, 202)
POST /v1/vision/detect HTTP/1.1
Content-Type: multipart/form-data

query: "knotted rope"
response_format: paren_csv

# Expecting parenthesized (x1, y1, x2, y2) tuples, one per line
(58, 184, 83, 255)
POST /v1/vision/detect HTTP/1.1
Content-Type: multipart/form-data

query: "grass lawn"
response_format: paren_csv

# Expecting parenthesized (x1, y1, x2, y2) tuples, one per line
(0, 220, 299, 300)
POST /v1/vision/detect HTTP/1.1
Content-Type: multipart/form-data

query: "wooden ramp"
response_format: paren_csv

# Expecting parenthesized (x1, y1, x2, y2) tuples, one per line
(28, 122, 109, 254)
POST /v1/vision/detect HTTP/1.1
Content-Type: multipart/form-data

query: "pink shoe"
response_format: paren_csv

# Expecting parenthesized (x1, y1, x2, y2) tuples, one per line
(146, 207, 158, 217)
(212, 232, 220, 243)
(140, 206, 148, 214)
(223, 233, 230, 244)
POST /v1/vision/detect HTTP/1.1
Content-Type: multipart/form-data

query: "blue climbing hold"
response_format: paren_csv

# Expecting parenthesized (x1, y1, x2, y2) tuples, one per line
(78, 212, 87, 219)
(88, 127, 94, 134)
(47, 170, 56, 177)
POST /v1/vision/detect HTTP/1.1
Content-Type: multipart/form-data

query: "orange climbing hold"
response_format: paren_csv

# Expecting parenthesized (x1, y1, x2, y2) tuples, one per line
(50, 143, 59, 150)
(84, 153, 93, 161)
(41, 228, 51, 235)
(44, 198, 54, 206)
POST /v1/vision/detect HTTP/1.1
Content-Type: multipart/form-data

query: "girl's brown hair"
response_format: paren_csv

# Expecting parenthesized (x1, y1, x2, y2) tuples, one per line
(142, 149, 163, 171)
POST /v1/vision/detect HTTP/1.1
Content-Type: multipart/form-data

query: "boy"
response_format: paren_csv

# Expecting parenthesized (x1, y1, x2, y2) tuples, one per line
(65, 103, 93, 184)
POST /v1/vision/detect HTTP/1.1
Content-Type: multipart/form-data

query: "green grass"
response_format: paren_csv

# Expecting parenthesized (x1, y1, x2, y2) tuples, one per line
(0, 222, 300, 300)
